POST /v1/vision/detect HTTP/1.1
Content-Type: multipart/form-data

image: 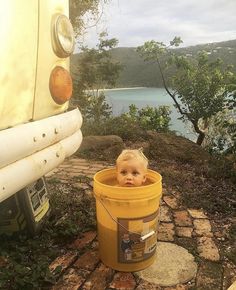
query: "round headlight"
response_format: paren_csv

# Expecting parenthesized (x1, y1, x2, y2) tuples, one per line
(52, 14, 75, 57)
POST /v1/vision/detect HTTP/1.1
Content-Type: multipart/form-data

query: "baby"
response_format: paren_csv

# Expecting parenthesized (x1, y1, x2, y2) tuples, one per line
(116, 149, 148, 187)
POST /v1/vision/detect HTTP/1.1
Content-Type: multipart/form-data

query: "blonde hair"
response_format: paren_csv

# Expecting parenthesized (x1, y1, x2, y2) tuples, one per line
(116, 149, 148, 170)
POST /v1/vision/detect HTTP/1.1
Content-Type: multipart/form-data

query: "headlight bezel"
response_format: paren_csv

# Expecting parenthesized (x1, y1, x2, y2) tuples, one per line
(52, 14, 75, 58)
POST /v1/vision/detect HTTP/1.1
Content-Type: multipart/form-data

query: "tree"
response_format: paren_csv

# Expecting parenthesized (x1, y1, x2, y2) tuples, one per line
(137, 38, 236, 145)
(83, 93, 112, 123)
(70, 0, 109, 37)
(71, 33, 122, 123)
(69, 2, 122, 124)
(74, 32, 123, 93)
(203, 109, 236, 154)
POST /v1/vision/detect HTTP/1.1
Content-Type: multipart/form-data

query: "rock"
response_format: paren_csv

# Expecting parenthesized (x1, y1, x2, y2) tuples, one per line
(197, 237, 220, 261)
(193, 219, 213, 237)
(157, 223, 175, 242)
(109, 272, 136, 289)
(76, 135, 124, 161)
(136, 242, 198, 287)
(147, 132, 210, 165)
(81, 263, 114, 290)
(68, 231, 97, 250)
(49, 251, 78, 274)
(173, 210, 193, 227)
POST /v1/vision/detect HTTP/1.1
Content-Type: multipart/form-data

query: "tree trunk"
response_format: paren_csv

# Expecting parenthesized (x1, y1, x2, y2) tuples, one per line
(196, 131, 205, 146)
(156, 60, 206, 146)
(192, 119, 205, 146)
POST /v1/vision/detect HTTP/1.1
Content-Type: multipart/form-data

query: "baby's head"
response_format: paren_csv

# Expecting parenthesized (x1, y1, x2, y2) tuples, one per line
(116, 149, 148, 187)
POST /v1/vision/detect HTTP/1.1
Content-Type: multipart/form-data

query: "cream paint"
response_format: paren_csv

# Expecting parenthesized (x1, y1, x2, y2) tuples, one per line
(0, 0, 72, 129)
(0, 1, 38, 129)
(0, 108, 82, 169)
(0, 129, 82, 203)
(0, 1, 82, 204)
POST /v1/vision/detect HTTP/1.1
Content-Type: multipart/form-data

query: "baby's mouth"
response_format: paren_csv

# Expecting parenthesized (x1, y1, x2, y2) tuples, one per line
(125, 182, 134, 186)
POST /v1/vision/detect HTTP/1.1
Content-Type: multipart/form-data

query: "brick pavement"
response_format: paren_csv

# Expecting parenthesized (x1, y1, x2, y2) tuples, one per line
(46, 157, 236, 290)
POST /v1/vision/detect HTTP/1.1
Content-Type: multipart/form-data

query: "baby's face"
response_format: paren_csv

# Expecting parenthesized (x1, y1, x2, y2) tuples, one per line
(116, 159, 146, 187)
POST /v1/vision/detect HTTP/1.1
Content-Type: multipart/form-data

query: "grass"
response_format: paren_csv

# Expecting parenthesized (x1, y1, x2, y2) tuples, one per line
(0, 181, 96, 290)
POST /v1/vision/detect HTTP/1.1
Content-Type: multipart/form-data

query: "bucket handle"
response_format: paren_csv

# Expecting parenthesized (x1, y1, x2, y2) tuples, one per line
(97, 196, 159, 241)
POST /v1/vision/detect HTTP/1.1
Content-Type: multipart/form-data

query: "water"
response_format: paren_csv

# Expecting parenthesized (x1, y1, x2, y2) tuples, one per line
(104, 87, 197, 141)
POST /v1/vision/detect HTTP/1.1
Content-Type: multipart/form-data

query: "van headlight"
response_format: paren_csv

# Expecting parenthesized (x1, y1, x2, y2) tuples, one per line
(52, 14, 75, 58)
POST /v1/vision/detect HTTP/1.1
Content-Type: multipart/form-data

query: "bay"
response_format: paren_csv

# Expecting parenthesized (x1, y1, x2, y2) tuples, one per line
(104, 87, 197, 141)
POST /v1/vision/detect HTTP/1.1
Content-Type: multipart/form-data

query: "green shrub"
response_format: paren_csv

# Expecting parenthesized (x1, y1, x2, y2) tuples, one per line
(82, 103, 172, 141)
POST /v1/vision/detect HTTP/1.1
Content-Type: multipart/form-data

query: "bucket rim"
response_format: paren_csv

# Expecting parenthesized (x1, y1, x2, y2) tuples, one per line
(94, 168, 162, 187)
(93, 168, 162, 200)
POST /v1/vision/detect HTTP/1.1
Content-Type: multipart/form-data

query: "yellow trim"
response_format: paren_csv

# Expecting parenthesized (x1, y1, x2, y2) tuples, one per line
(35, 200, 50, 222)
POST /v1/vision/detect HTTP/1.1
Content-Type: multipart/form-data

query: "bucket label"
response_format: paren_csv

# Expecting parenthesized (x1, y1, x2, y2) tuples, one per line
(117, 210, 158, 263)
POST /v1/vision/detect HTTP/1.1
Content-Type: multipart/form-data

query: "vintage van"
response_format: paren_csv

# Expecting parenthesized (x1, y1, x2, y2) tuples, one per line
(0, 0, 83, 234)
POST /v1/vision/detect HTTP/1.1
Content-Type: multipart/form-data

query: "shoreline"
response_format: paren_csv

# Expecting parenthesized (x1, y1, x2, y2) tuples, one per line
(102, 87, 147, 91)
(85, 87, 147, 93)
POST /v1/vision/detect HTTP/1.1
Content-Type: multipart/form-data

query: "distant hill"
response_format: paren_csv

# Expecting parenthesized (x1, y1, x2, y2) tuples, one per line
(71, 39, 236, 88)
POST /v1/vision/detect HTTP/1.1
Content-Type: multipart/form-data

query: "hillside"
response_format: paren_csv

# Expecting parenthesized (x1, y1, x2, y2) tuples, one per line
(71, 39, 236, 88)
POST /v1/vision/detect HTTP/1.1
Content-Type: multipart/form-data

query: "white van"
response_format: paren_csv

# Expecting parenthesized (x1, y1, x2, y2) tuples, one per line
(0, 0, 83, 234)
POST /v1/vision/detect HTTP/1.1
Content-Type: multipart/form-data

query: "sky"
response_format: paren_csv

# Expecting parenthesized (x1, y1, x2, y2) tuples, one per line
(77, 0, 236, 49)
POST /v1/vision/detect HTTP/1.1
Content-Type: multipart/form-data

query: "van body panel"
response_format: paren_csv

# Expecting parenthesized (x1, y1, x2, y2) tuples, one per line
(0, 0, 83, 204)
(0, 108, 82, 170)
(0, 2, 38, 129)
(0, 129, 83, 203)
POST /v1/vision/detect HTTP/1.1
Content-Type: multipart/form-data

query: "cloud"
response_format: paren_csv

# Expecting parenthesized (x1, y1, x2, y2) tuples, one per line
(76, 0, 236, 49)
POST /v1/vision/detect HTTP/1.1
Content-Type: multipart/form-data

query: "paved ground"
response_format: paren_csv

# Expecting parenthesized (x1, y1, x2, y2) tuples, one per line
(46, 157, 236, 290)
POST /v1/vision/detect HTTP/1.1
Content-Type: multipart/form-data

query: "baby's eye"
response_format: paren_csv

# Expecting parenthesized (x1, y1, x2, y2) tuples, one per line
(120, 170, 127, 175)
(132, 171, 139, 176)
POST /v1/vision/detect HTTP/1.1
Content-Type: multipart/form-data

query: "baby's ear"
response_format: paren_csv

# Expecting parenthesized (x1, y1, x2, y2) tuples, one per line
(143, 174, 147, 183)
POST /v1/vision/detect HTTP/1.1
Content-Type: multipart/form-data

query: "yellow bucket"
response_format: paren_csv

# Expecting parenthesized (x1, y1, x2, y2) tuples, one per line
(93, 168, 162, 272)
